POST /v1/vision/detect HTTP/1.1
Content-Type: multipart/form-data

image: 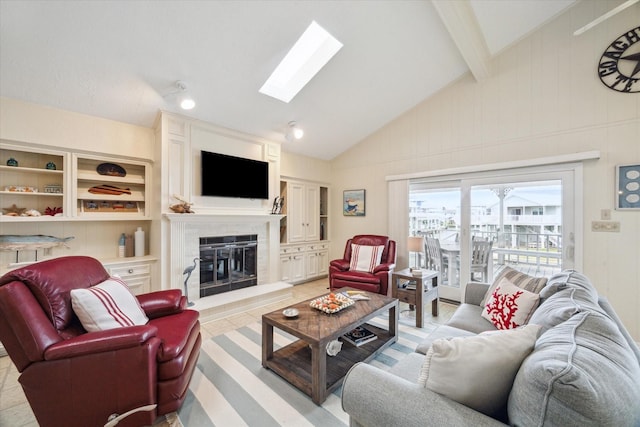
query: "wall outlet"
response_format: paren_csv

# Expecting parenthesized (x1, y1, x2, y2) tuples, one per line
(591, 221, 620, 232)
(601, 209, 611, 220)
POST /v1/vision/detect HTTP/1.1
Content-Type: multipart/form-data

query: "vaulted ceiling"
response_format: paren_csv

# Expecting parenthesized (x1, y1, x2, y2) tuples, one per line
(1, 0, 579, 160)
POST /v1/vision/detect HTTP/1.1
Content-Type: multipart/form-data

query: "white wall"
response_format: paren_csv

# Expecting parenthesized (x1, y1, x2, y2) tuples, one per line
(280, 151, 331, 184)
(0, 97, 154, 159)
(330, 0, 640, 340)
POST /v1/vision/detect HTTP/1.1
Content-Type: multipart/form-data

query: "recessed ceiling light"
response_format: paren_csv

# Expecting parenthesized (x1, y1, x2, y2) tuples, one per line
(259, 21, 343, 103)
(286, 121, 304, 141)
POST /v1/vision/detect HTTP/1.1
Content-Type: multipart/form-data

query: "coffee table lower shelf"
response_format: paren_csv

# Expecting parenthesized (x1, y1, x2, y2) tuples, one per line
(264, 323, 395, 403)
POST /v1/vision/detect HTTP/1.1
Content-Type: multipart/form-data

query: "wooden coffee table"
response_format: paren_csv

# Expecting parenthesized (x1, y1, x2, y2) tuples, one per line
(262, 289, 398, 404)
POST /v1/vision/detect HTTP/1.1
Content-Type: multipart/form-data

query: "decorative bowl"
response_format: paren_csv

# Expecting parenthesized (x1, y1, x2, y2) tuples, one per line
(282, 308, 299, 318)
(309, 292, 354, 314)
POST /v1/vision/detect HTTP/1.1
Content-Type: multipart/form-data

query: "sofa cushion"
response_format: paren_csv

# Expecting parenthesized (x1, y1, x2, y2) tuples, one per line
(529, 270, 603, 334)
(481, 266, 547, 306)
(415, 324, 477, 354)
(71, 277, 149, 332)
(508, 311, 640, 426)
(481, 278, 540, 330)
(446, 304, 497, 335)
(418, 324, 541, 418)
(349, 244, 384, 273)
(389, 352, 426, 382)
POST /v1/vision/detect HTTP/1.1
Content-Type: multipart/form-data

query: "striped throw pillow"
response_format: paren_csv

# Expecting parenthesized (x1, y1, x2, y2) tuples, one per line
(481, 266, 548, 306)
(71, 277, 149, 332)
(349, 244, 385, 273)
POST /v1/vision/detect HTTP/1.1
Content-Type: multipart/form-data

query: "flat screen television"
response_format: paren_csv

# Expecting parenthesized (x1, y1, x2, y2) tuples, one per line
(201, 150, 269, 199)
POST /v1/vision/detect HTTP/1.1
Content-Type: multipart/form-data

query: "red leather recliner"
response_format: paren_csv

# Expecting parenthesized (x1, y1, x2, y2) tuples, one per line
(0, 256, 201, 427)
(329, 235, 397, 296)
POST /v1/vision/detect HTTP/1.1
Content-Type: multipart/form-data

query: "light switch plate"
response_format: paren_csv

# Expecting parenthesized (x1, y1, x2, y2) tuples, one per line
(591, 221, 620, 232)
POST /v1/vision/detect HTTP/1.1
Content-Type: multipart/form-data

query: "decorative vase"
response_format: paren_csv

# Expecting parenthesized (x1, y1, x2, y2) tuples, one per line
(45, 161, 56, 170)
(6, 157, 18, 167)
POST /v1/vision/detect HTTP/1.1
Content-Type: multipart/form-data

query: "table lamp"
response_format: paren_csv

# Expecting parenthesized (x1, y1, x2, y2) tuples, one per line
(407, 236, 425, 272)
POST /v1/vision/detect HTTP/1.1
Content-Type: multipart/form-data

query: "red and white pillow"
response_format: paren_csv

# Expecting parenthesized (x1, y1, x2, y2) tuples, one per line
(349, 244, 385, 273)
(71, 277, 149, 332)
(481, 277, 540, 330)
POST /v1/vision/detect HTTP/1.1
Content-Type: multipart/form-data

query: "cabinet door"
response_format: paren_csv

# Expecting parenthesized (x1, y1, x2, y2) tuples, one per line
(305, 184, 320, 241)
(290, 253, 305, 282)
(317, 250, 329, 276)
(287, 182, 306, 243)
(280, 255, 292, 282)
(306, 251, 319, 278)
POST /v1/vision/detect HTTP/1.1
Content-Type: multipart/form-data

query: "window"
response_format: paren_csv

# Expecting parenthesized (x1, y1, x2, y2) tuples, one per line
(406, 165, 578, 302)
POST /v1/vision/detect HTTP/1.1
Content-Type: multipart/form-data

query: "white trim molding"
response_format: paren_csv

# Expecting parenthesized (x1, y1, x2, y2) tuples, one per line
(385, 151, 600, 182)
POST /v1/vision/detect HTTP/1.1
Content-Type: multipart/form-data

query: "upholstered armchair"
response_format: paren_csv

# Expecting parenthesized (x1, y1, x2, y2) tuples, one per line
(329, 235, 397, 296)
(0, 256, 201, 427)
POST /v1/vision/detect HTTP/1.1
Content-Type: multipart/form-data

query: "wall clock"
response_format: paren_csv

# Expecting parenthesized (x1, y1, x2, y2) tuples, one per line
(598, 26, 640, 93)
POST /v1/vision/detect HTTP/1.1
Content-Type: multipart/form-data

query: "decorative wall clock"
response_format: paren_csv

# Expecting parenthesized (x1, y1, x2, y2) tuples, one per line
(598, 26, 640, 93)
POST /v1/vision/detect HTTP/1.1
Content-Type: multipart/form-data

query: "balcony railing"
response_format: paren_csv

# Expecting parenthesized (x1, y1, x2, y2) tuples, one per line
(416, 228, 562, 276)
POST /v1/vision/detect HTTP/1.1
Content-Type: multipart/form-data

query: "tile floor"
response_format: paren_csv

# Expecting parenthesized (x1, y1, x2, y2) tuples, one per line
(0, 277, 457, 426)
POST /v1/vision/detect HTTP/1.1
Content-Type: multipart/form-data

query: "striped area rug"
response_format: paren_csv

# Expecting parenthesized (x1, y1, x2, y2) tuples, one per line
(178, 315, 437, 427)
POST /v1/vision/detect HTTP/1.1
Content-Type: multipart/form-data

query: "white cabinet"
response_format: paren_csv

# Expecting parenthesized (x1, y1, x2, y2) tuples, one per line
(73, 154, 151, 219)
(280, 245, 305, 283)
(103, 256, 156, 295)
(279, 179, 329, 284)
(280, 242, 329, 284)
(285, 181, 319, 243)
(280, 181, 320, 243)
(0, 144, 68, 221)
(305, 243, 329, 279)
(0, 145, 151, 222)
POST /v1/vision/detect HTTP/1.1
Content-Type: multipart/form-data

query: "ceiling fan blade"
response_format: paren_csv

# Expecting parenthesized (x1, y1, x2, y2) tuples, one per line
(573, 0, 639, 36)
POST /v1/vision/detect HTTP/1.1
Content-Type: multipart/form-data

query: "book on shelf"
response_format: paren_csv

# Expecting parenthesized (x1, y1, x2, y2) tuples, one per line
(342, 325, 378, 346)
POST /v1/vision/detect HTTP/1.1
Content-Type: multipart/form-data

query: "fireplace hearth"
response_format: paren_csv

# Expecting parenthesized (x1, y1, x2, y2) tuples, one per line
(199, 234, 257, 297)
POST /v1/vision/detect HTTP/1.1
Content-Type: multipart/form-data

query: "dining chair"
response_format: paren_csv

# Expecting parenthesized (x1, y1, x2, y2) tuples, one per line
(470, 239, 493, 282)
(424, 237, 449, 283)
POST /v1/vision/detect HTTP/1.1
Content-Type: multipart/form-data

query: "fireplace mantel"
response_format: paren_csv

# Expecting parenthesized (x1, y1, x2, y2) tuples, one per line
(164, 212, 284, 223)
(164, 211, 283, 301)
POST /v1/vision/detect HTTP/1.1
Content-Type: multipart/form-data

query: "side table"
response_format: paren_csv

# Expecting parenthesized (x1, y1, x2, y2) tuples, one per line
(391, 268, 439, 328)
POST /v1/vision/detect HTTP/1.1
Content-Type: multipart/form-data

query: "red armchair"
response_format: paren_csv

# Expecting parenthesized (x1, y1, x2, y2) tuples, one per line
(329, 235, 397, 296)
(0, 256, 201, 427)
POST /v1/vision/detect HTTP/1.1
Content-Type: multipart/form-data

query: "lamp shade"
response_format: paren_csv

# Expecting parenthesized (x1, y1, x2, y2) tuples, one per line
(407, 236, 424, 253)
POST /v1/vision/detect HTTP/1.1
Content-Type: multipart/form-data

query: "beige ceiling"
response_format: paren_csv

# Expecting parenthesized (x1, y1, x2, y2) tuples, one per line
(0, 0, 579, 160)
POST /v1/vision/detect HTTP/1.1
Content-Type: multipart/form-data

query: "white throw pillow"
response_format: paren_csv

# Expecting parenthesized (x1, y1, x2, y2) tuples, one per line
(349, 244, 384, 273)
(71, 277, 149, 332)
(418, 324, 541, 416)
(481, 277, 540, 330)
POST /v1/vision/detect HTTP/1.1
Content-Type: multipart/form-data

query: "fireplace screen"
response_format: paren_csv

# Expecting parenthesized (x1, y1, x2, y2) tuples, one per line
(199, 234, 257, 297)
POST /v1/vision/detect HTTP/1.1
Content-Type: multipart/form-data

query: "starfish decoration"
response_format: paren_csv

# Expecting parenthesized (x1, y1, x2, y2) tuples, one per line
(621, 51, 640, 78)
(2, 204, 27, 216)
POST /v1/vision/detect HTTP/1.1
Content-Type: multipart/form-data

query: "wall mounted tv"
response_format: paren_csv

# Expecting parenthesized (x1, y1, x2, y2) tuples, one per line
(201, 150, 269, 199)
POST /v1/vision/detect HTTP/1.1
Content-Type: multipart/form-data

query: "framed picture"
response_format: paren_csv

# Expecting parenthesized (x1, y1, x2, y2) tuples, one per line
(343, 189, 366, 216)
(616, 164, 640, 210)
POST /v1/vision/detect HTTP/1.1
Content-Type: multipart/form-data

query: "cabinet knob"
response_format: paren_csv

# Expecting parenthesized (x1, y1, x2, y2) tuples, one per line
(128, 269, 134, 274)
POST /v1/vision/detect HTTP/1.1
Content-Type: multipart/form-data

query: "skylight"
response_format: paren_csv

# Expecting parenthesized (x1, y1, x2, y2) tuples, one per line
(259, 21, 343, 103)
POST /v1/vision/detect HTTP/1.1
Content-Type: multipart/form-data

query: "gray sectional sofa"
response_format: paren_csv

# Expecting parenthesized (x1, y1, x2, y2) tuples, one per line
(341, 269, 640, 426)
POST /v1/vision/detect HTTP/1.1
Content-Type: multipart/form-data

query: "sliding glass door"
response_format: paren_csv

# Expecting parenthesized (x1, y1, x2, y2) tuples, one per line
(409, 167, 577, 302)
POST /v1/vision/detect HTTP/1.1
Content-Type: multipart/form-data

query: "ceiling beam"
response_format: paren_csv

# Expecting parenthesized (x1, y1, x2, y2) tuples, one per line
(432, 0, 491, 82)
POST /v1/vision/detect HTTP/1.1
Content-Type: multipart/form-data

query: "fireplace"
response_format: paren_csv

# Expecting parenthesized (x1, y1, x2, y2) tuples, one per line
(199, 234, 257, 297)
(165, 212, 283, 304)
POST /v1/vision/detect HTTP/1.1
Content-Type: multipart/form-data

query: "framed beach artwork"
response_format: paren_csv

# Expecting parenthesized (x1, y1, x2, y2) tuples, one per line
(616, 164, 640, 210)
(343, 189, 366, 216)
